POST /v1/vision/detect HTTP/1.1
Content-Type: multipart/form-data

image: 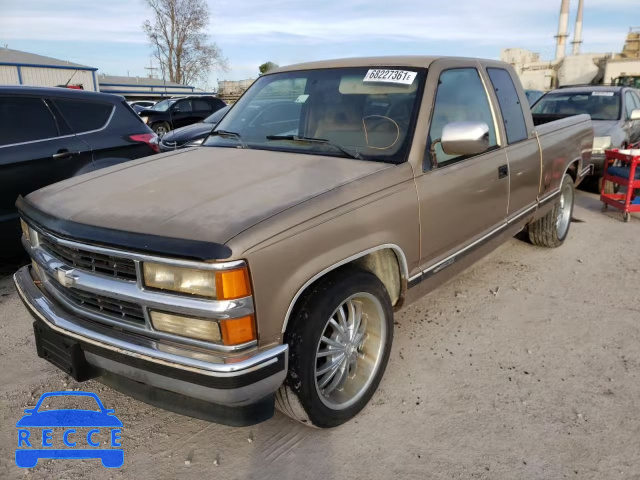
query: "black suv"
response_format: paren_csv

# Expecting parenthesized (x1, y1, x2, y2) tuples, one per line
(0, 86, 159, 256)
(138, 96, 226, 137)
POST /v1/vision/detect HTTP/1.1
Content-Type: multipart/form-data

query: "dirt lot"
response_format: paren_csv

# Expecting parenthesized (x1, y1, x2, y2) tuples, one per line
(0, 191, 638, 480)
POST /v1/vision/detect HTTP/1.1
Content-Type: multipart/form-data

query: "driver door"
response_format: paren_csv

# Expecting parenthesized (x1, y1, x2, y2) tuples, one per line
(414, 62, 509, 270)
(170, 99, 193, 128)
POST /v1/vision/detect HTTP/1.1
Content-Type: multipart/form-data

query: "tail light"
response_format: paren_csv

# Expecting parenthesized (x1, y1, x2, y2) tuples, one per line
(129, 133, 159, 153)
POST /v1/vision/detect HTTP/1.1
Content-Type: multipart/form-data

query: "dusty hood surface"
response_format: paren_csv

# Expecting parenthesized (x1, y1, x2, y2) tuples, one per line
(27, 147, 390, 247)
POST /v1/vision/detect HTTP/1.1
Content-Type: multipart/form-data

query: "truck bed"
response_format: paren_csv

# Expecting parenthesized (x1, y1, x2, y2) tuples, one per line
(533, 113, 593, 196)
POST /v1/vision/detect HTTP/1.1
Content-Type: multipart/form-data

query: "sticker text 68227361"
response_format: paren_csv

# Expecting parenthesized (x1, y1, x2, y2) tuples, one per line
(363, 69, 417, 85)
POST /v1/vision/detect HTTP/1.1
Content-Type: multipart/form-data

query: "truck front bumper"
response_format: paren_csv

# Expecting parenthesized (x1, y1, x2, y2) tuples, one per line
(14, 266, 288, 426)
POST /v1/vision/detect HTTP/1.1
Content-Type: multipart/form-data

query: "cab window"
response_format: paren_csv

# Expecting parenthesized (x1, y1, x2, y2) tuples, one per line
(0, 96, 59, 146)
(173, 100, 192, 113)
(487, 68, 528, 144)
(625, 92, 637, 119)
(427, 68, 497, 168)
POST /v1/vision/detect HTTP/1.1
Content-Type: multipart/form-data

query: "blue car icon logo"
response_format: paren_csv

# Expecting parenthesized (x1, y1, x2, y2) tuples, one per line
(16, 391, 123, 468)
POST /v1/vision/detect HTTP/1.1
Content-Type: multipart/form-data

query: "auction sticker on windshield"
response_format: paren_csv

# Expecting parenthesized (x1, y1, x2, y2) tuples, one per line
(363, 69, 417, 85)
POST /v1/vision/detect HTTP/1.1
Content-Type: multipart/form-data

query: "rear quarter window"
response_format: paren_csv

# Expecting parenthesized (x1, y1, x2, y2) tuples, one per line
(53, 98, 114, 133)
(0, 96, 59, 146)
(487, 68, 528, 144)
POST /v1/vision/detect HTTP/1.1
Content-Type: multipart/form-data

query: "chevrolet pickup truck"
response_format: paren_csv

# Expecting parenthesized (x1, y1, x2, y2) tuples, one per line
(14, 56, 593, 428)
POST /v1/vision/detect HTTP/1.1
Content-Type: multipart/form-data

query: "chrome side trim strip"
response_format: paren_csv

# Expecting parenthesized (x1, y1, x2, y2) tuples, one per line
(281, 243, 409, 333)
(408, 202, 539, 286)
(15, 266, 286, 376)
(538, 188, 561, 205)
(420, 221, 507, 278)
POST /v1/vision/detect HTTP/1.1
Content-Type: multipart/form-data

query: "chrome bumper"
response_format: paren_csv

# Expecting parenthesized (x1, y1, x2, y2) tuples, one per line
(14, 266, 287, 412)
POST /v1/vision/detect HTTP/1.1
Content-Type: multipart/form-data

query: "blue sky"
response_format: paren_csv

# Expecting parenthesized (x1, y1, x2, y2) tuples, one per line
(1, 0, 637, 88)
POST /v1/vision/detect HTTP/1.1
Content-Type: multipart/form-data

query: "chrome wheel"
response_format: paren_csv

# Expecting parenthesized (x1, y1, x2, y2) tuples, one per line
(154, 125, 168, 138)
(556, 180, 573, 239)
(314, 292, 387, 410)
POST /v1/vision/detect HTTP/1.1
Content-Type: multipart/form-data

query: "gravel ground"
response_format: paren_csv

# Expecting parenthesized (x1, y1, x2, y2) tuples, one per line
(0, 191, 638, 480)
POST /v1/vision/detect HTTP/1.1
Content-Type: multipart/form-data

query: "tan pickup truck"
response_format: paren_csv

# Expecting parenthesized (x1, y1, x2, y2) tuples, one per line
(14, 56, 593, 428)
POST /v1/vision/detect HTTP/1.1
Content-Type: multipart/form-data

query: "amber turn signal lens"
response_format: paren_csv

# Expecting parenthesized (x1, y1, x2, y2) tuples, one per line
(220, 315, 256, 345)
(215, 267, 252, 300)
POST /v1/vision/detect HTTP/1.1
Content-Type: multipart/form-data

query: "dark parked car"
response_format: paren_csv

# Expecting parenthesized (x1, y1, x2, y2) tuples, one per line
(159, 105, 230, 151)
(531, 86, 640, 189)
(0, 86, 158, 256)
(139, 96, 226, 137)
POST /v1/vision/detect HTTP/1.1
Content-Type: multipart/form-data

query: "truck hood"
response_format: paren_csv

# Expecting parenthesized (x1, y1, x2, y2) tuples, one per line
(27, 147, 391, 250)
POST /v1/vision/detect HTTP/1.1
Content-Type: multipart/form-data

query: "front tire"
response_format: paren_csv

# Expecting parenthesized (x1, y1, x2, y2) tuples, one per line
(277, 267, 393, 428)
(528, 173, 575, 248)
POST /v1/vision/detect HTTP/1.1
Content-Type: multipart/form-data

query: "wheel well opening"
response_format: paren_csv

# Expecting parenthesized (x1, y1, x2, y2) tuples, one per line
(284, 248, 405, 335)
(351, 248, 403, 306)
(566, 161, 578, 182)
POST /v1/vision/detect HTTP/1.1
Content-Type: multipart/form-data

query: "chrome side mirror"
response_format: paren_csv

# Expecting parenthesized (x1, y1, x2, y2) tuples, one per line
(441, 121, 490, 156)
(630, 108, 640, 121)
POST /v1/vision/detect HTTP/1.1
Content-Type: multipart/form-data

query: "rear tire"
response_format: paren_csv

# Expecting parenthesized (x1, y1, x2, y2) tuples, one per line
(277, 267, 393, 428)
(599, 176, 618, 195)
(152, 122, 171, 138)
(528, 174, 574, 248)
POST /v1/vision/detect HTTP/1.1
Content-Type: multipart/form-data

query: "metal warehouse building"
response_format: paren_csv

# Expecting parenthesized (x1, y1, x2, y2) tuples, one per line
(0, 47, 98, 91)
(97, 74, 196, 100)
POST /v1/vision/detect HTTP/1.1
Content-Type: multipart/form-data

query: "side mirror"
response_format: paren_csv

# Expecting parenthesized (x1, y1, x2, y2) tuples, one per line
(630, 108, 640, 121)
(441, 121, 490, 156)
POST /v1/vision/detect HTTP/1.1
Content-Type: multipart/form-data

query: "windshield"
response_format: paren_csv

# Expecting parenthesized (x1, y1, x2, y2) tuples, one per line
(204, 105, 231, 124)
(203, 67, 426, 163)
(531, 91, 621, 121)
(150, 99, 177, 112)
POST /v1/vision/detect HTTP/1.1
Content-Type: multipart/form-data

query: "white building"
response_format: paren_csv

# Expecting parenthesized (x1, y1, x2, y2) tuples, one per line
(0, 47, 98, 90)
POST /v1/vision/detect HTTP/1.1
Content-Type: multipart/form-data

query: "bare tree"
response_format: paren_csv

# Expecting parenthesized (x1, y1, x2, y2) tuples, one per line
(142, 0, 228, 86)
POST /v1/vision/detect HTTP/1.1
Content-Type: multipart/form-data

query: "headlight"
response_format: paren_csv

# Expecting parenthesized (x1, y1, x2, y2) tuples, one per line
(150, 311, 222, 342)
(143, 263, 252, 300)
(184, 138, 204, 147)
(592, 136, 612, 154)
(140, 116, 149, 124)
(149, 311, 256, 345)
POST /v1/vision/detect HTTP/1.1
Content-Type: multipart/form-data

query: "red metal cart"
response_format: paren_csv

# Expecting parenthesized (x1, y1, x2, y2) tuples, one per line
(600, 148, 640, 222)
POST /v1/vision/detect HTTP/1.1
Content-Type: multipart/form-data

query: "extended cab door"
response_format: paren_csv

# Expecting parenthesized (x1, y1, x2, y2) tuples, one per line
(414, 61, 509, 269)
(485, 66, 540, 219)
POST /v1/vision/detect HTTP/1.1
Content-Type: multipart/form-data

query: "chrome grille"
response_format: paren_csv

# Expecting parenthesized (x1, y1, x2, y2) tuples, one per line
(40, 235, 137, 281)
(48, 278, 146, 326)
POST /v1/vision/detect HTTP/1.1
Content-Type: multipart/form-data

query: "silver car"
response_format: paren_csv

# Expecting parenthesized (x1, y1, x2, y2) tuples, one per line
(532, 86, 640, 185)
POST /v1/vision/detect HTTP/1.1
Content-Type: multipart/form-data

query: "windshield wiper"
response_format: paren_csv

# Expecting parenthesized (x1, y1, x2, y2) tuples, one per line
(265, 135, 361, 160)
(211, 129, 247, 148)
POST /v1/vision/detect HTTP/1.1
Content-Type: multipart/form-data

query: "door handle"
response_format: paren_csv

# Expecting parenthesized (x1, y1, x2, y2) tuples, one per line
(498, 164, 509, 179)
(52, 150, 74, 160)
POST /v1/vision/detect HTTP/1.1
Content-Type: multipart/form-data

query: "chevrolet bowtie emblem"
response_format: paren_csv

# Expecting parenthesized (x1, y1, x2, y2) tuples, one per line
(54, 267, 78, 288)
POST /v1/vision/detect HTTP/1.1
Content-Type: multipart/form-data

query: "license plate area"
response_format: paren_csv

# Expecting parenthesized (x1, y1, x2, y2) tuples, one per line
(33, 321, 97, 382)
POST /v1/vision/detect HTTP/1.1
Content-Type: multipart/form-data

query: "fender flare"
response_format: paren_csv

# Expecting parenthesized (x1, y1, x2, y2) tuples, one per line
(280, 243, 409, 334)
